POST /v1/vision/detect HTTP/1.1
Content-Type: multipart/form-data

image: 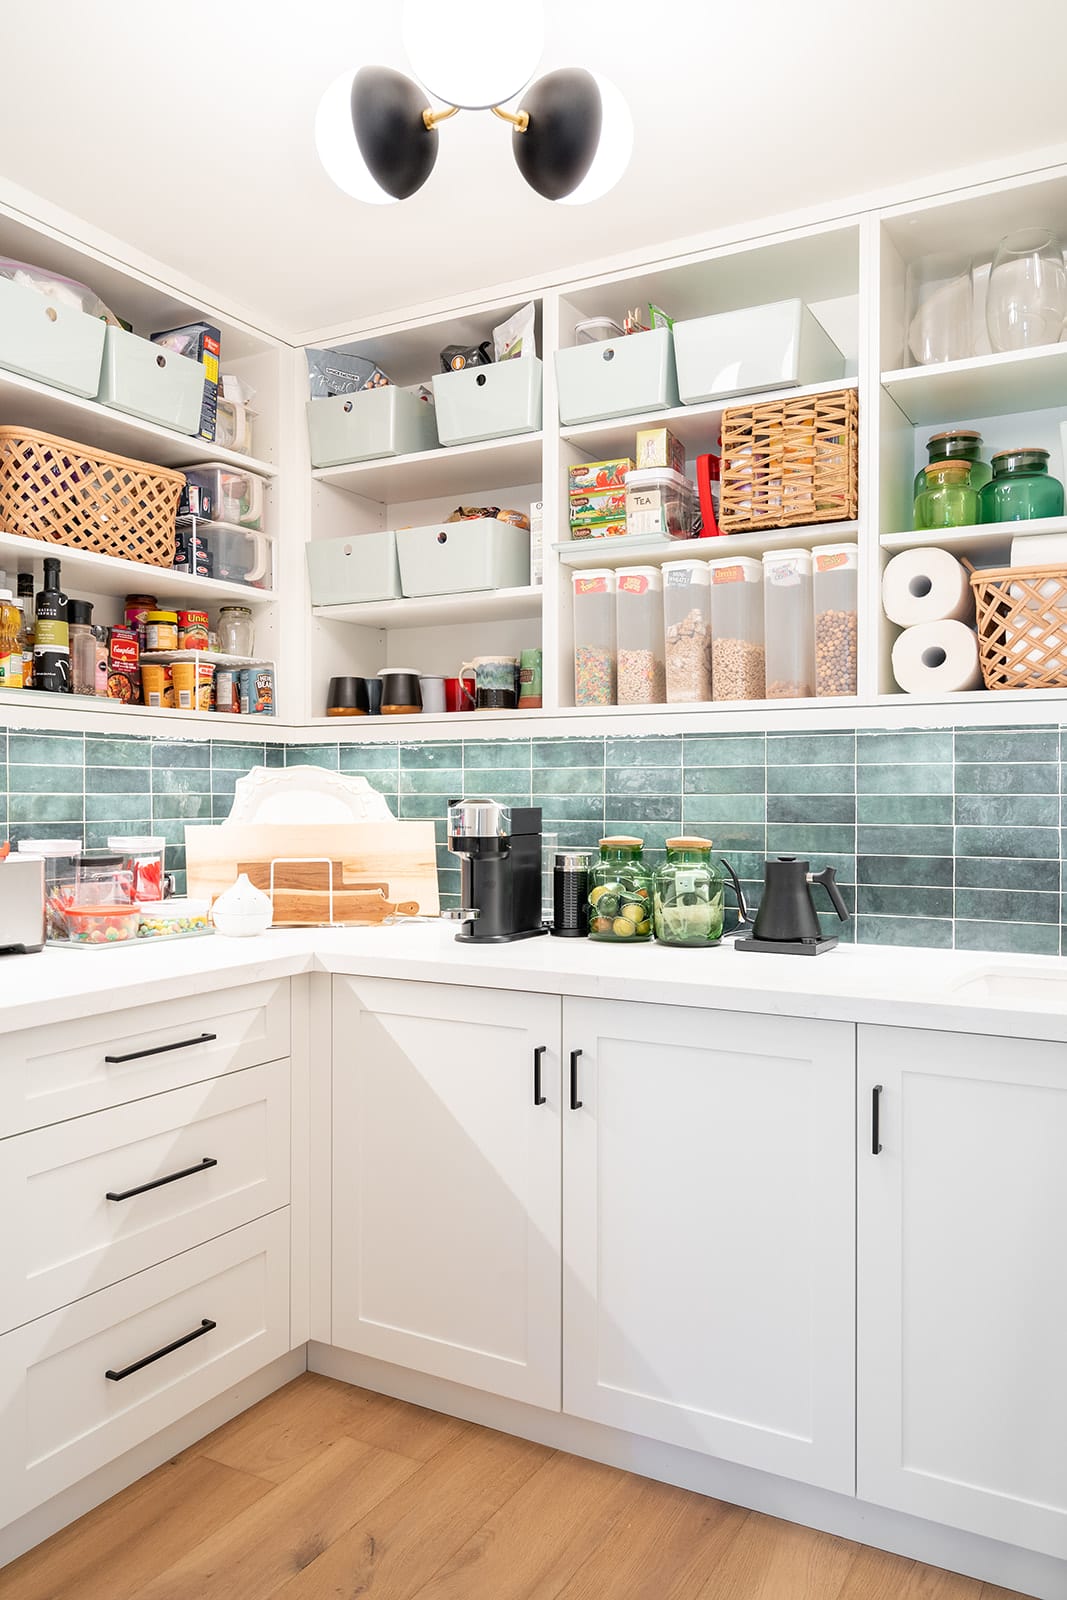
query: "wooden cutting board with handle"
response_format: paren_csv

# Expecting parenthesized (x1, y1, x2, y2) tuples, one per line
(237, 859, 420, 925)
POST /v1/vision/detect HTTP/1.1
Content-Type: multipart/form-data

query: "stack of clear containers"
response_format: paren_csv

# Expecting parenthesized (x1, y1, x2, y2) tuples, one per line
(572, 569, 617, 706)
(662, 559, 712, 703)
(708, 555, 765, 700)
(762, 549, 815, 699)
(616, 566, 665, 704)
(813, 544, 859, 697)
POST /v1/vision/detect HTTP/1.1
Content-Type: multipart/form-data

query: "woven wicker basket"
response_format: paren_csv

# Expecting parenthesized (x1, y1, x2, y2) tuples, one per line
(719, 387, 859, 533)
(971, 562, 1067, 691)
(0, 427, 183, 568)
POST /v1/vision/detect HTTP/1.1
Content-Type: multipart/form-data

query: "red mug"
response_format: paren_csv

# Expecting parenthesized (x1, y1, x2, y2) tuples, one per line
(444, 676, 476, 713)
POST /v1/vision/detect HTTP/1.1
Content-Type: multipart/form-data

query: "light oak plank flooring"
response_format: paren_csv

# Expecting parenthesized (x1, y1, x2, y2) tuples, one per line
(0, 1374, 1037, 1600)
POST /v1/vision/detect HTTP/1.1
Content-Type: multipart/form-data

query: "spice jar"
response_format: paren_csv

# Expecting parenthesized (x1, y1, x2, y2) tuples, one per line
(653, 838, 724, 946)
(588, 837, 653, 942)
(662, 559, 711, 703)
(913, 460, 980, 530)
(979, 448, 1066, 524)
(68, 599, 96, 696)
(616, 566, 665, 704)
(762, 550, 814, 699)
(218, 605, 255, 656)
(708, 556, 765, 700)
(912, 429, 991, 498)
(144, 610, 178, 650)
(572, 570, 617, 706)
(813, 544, 859, 697)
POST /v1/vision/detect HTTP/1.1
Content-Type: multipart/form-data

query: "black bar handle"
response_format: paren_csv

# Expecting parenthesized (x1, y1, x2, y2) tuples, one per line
(106, 1156, 218, 1203)
(105, 1032, 217, 1065)
(533, 1046, 547, 1106)
(105, 1318, 216, 1382)
(570, 1049, 583, 1111)
(872, 1084, 883, 1155)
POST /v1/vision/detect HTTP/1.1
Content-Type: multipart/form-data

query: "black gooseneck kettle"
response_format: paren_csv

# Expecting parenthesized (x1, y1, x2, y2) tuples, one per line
(735, 856, 849, 956)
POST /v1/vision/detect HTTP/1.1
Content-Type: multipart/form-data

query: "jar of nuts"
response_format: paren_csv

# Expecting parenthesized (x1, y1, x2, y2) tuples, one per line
(813, 544, 858, 698)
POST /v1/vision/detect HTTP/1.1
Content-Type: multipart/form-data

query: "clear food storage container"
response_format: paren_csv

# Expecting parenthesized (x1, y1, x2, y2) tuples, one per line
(625, 467, 694, 539)
(182, 464, 265, 529)
(762, 549, 815, 699)
(572, 569, 616, 706)
(662, 559, 712, 703)
(708, 556, 765, 701)
(16, 838, 80, 939)
(108, 834, 166, 901)
(616, 566, 665, 704)
(65, 904, 142, 944)
(138, 898, 211, 938)
(813, 543, 859, 697)
(75, 848, 134, 906)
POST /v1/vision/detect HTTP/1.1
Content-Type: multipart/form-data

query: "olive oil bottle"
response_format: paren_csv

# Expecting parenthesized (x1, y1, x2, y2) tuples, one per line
(34, 557, 70, 694)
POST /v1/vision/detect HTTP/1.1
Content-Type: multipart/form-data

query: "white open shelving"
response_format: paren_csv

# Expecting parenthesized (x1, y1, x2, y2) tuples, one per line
(880, 514, 1067, 557)
(881, 344, 1067, 427)
(313, 432, 543, 501)
(0, 528, 275, 606)
(312, 585, 543, 629)
(555, 522, 861, 571)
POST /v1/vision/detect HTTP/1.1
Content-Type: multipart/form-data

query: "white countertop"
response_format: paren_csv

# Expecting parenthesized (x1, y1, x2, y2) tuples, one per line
(2, 921, 1067, 1042)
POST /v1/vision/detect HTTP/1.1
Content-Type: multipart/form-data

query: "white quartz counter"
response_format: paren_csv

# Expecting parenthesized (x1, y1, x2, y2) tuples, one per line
(1, 920, 1066, 1042)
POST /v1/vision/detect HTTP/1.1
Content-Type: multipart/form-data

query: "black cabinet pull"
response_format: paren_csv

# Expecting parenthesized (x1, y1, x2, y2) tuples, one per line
(533, 1046, 547, 1106)
(569, 1049, 583, 1111)
(105, 1032, 217, 1065)
(105, 1318, 216, 1382)
(872, 1084, 883, 1155)
(106, 1156, 218, 1203)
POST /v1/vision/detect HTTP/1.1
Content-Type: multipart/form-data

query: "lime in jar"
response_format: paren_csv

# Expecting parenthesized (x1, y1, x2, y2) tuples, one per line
(653, 837, 725, 946)
(588, 836, 653, 942)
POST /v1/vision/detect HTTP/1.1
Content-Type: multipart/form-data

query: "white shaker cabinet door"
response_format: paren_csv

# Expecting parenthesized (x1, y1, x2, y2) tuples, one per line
(858, 1025, 1067, 1560)
(331, 976, 562, 1410)
(562, 996, 856, 1493)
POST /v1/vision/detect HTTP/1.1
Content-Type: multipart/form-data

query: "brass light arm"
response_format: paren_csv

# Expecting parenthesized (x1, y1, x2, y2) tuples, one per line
(491, 104, 530, 133)
(422, 104, 460, 131)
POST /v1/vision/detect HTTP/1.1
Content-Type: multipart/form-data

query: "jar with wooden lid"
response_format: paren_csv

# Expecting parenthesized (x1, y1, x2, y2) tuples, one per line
(913, 460, 980, 530)
(653, 838, 724, 946)
(912, 429, 991, 498)
(588, 837, 652, 942)
(979, 448, 1065, 523)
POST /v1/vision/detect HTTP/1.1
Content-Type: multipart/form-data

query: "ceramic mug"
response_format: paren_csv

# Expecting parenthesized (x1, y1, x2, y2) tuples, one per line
(460, 655, 518, 711)
(419, 675, 446, 713)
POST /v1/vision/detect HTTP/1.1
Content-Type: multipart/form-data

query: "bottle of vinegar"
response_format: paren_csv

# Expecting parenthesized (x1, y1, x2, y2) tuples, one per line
(34, 557, 70, 693)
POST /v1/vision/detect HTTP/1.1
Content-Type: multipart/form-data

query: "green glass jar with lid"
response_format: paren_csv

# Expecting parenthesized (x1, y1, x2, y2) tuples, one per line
(913, 460, 981, 530)
(979, 448, 1065, 523)
(653, 837, 725, 946)
(588, 836, 653, 942)
(912, 428, 991, 498)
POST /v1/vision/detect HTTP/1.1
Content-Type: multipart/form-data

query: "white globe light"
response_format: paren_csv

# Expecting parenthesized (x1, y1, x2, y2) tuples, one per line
(314, 69, 399, 205)
(558, 73, 633, 206)
(402, 0, 544, 109)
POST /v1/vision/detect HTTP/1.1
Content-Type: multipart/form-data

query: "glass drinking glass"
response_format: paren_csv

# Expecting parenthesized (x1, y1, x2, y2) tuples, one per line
(986, 229, 1067, 352)
(905, 252, 974, 365)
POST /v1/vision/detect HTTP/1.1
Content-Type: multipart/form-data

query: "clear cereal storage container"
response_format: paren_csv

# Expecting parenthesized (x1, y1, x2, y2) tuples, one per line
(572, 569, 617, 706)
(662, 559, 711, 703)
(708, 555, 765, 700)
(762, 549, 815, 699)
(813, 543, 858, 697)
(616, 566, 664, 704)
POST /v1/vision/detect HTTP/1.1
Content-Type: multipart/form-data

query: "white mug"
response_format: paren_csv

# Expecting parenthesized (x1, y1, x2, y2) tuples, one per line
(418, 675, 446, 713)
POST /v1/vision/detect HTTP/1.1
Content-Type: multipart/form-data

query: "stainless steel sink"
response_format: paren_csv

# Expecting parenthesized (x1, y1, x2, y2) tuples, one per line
(949, 966, 1067, 1007)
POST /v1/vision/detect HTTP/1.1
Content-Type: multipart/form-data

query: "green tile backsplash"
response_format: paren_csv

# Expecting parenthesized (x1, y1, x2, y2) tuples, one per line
(1, 722, 1066, 956)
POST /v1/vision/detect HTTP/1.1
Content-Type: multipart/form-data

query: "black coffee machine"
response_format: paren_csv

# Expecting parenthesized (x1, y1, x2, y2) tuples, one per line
(446, 798, 548, 944)
(735, 856, 849, 955)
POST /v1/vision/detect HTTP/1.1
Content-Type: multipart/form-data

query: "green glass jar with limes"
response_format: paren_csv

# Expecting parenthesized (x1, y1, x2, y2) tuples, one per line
(588, 836, 653, 942)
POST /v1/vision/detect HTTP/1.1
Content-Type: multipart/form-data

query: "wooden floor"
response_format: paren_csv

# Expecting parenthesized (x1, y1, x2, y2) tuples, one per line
(2, 1374, 1034, 1600)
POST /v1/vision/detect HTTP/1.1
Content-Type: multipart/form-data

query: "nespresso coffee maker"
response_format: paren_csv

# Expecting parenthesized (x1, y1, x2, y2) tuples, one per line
(446, 799, 548, 943)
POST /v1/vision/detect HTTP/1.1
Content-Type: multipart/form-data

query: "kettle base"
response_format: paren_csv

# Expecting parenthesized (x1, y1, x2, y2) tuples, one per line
(735, 935, 839, 957)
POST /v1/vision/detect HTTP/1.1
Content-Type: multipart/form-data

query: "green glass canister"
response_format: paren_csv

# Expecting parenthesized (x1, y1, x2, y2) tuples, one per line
(912, 428, 991, 498)
(588, 836, 653, 942)
(653, 837, 725, 947)
(980, 448, 1065, 523)
(913, 460, 980, 530)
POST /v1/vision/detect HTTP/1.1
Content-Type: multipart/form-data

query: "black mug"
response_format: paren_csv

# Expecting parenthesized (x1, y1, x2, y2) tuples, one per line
(326, 676, 369, 716)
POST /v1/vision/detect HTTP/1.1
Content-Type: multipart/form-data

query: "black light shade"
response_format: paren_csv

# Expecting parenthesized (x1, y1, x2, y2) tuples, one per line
(351, 66, 438, 200)
(512, 68, 602, 201)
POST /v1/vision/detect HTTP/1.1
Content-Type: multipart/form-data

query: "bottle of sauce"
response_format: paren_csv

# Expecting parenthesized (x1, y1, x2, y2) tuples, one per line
(34, 557, 70, 693)
(17, 574, 34, 688)
(0, 588, 21, 689)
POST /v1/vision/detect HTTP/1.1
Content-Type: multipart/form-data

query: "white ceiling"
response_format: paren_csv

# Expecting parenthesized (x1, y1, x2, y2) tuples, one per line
(5, 0, 1067, 343)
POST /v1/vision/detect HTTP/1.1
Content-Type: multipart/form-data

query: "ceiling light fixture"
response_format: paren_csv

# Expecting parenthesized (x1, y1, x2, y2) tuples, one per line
(314, 2, 632, 207)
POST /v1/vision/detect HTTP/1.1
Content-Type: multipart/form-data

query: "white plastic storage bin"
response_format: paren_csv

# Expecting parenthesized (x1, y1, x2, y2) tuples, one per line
(306, 530, 401, 605)
(673, 300, 846, 405)
(616, 567, 664, 704)
(431, 358, 543, 445)
(96, 326, 205, 434)
(556, 328, 678, 425)
(813, 543, 858, 697)
(708, 555, 765, 701)
(307, 386, 439, 467)
(662, 559, 712, 703)
(396, 517, 530, 598)
(762, 549, 815, 699)
(0, 277, 106, 398)
(573, 569, 617, 706)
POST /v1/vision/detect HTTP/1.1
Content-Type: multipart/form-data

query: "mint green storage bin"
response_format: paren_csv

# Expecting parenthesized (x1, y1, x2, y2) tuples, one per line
(306, 530, 401, 605)
(96, 326, 205, 434)
(306, 387, 439, 468)
(431, 358, 542, 445)
(555, 328, 678, 425)
(0, 277, 106, 398)
(397, 517, 530, 597)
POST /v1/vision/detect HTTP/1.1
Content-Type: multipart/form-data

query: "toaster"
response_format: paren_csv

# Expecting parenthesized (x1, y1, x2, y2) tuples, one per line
(0, 854, 46, 955)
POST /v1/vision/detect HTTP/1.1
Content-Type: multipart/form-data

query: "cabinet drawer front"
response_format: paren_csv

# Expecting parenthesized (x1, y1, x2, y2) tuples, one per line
(0, 1211, 289, 1522)
(0, 1060, 291, 1331)
(0, 980, 290, 1135)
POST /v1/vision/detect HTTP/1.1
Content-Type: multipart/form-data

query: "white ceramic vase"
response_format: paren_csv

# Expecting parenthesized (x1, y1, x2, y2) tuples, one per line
(211, 872, 273, 938)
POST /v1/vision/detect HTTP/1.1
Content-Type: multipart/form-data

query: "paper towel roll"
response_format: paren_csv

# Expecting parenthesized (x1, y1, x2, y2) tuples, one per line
(891, 620, 982, 694)
(882, 548, 974, 626)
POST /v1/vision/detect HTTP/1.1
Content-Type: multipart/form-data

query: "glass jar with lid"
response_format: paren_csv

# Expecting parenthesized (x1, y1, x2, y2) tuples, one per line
(979, 448, 1066, 523)
(913, 460, 980, 530)
(588, 837, 653, 942)
(912, 429, 991, 498)
(218, 605, 255, 656)
(653, 838, 724, 946)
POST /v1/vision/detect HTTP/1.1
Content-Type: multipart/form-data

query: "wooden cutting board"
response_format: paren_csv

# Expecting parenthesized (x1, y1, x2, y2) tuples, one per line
(237, 860, 420, 926)
(185, 820, 439, 918)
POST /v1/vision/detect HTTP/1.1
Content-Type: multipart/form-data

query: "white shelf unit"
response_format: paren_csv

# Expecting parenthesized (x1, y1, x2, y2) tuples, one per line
(0, 528, 275, 607)
(312, 585, 542, 629)
(554, 522, 861, 571)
